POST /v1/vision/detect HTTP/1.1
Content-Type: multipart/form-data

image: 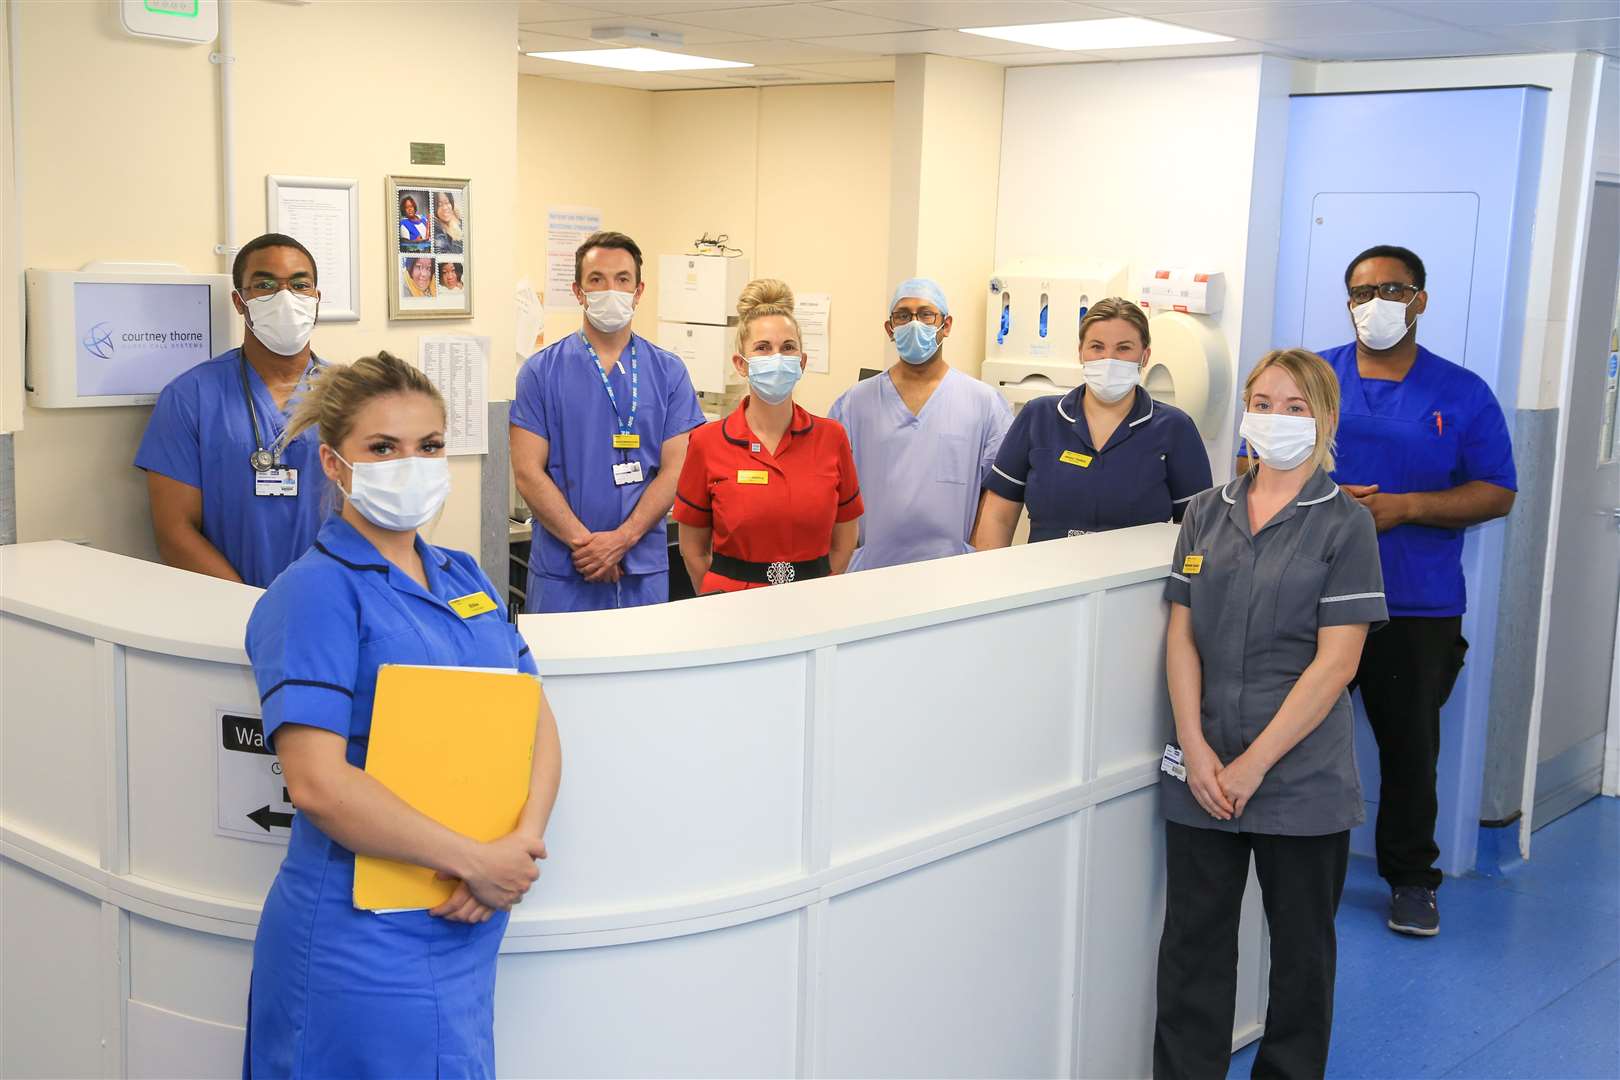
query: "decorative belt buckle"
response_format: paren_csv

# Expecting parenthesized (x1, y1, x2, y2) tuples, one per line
(766, 561, 796, 585)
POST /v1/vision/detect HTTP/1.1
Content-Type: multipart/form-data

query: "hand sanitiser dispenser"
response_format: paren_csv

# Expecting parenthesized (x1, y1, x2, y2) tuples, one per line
(981, 261, 1128, 410)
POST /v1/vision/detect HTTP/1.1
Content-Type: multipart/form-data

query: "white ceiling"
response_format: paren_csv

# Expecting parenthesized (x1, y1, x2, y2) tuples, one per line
(516, 0, 1620, 90)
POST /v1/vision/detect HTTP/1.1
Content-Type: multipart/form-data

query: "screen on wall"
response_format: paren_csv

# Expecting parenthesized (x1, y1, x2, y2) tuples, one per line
(73, 281, 214, 397)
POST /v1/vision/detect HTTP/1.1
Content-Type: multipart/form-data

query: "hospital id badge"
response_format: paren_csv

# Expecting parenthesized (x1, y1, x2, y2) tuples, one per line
(1160, 743, 1187, 782)
(612, 433, 641, 450)
(613, 461, 644, 486)
(254, 467, 298, 497)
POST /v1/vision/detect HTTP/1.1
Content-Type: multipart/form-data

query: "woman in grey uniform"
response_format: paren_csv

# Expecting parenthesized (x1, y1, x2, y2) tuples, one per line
(1154, 348, 1387, 1079)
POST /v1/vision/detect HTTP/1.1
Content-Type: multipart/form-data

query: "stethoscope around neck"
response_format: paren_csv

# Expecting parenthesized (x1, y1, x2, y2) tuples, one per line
(240, 355, 313, 473)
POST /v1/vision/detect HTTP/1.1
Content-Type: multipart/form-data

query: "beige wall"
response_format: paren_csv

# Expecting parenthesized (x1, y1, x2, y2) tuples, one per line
(889, 55, 1003, 381)
(10, 0, 519, 557)
(517, 78, 894, 416)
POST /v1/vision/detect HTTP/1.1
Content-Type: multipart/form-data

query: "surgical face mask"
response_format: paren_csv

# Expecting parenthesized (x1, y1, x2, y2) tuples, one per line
(893, 320, 941, 365)
(1351, 297, 1416, 351)
(1239, 412, 1317, 472)
(747, 354, 804, 405)
(332, 451, 451, 532)
(1081, 358, 1140, 404)
(582, 288, 636, 333)
(241, 290, 318, 357)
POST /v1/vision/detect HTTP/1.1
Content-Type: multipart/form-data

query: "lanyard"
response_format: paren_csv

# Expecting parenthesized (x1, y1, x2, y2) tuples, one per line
(579, 332, 638, 437)
(240, 355, 317, 472)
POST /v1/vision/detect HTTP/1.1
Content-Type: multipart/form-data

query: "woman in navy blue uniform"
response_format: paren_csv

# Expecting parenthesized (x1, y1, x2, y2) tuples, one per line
(242, 352, 562, 1079)
(973, 297, 1210, 547)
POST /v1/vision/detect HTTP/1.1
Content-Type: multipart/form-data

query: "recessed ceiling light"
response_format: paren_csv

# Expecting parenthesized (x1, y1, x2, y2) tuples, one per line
(960, 17, 1233, 51)
(524, 47, 751, 72)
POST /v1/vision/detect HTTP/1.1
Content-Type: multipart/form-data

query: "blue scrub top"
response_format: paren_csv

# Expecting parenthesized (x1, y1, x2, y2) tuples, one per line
(134, 348, 327, 589)
(830, 368, 1012, 571)
(510, 331, 706, 580)
(984, 386, 1212, 541)
(1321, 342, 1517, 617)
(242, 517, 538, 1078)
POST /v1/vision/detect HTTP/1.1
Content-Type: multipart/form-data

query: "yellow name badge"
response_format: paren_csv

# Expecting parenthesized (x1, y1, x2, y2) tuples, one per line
(612, 433, 641, 450)
(448, 591, 498, 619)
(1181, 555, 1204, 575)
(737, 470, 770, 485)
(1059, 450, 1094, 468)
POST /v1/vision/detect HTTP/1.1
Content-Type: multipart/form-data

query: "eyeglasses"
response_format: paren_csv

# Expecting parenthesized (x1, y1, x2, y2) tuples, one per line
(1348, 282, 1419, 305)
(890, 309, 944, 327)
(241, 278, 318, 298)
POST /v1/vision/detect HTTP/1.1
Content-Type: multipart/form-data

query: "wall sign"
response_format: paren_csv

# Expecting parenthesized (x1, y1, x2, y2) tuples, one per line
(215, 709, 293, 845)
(411, 142, 447, 166)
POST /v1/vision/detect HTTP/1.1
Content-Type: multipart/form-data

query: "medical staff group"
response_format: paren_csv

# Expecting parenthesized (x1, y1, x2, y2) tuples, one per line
(135, 229, 1515, 1079)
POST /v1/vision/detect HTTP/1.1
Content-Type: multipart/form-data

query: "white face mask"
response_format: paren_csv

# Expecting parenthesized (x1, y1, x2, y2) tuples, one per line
(241, 290, 318, 357)
(583, 288, 636, 333)
(1351, 296, 1416, 351)
(1081, 358, 1141, 404)
(1240, 412, 1318, 472)
(332, 451, 451, 532)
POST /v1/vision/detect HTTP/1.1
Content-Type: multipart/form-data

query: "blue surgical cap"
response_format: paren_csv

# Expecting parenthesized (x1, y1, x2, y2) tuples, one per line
(890, 277, 949, 317)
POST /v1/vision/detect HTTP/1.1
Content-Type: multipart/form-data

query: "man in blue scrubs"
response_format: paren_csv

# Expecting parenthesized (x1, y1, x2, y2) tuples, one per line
(1323, 245, 1516, 937)
(135, 233, 327, 589)
(510, 231, 706, 612)
(828, 278, 1011, 571)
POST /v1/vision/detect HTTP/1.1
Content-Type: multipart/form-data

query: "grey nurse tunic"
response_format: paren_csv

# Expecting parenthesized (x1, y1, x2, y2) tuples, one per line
(1161, 468, 1388, 836)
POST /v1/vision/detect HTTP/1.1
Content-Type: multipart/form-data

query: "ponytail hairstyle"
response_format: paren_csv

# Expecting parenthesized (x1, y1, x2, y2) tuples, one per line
(284, 351, 445, 453)
(734, 278, 800, 355)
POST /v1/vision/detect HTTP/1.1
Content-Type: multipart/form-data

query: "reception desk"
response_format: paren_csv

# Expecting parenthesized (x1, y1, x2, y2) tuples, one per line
(0, 528, 1265, 1078)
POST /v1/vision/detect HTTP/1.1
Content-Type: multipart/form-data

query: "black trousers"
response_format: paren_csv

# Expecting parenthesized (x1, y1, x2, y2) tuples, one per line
(1154, 823, 1350, 1080)
(1352, 615, 1467, 891)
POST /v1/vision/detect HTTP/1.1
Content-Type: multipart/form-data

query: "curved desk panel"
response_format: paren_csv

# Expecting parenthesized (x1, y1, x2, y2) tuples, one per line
(0, 530, 1265, 1079)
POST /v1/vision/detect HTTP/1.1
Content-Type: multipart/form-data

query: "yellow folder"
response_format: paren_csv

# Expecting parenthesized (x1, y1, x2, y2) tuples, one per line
(354, 665, 540, 911)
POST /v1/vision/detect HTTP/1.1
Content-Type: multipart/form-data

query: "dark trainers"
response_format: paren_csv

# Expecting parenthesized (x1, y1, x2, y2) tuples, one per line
(1388, 886, 1440, 936)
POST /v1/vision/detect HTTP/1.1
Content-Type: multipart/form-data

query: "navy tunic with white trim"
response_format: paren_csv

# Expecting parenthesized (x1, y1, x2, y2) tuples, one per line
(983, 386, 1211, 540)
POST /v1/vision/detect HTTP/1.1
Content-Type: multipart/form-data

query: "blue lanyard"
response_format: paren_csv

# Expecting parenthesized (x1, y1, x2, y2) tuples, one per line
(580, 332, 638, 436)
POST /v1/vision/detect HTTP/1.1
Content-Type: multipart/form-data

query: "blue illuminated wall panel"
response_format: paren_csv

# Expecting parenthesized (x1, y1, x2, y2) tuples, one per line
(1273, 86, 1546, 876)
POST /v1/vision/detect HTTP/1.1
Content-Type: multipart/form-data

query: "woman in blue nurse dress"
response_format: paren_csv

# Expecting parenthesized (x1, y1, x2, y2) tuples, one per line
(242, 352, 562, 1079)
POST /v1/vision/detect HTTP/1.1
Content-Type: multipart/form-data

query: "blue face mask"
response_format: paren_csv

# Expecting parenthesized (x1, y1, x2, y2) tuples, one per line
(893, 320, 941, 365)
(747, 354, 804, 405)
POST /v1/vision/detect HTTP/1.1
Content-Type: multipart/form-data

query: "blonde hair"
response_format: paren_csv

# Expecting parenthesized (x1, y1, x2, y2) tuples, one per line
(284, 351, 445, 451)
(1079, 296, 1151, 349)
(1243, 348, 1340, 473)
(735, 278, 799, 355)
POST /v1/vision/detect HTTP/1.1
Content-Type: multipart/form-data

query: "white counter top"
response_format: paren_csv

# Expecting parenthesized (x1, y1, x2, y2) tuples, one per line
(0, 525, 1179, 674)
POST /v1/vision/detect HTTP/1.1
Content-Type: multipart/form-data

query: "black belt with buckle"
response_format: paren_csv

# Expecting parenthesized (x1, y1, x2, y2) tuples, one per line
(709, 552, 830, 586)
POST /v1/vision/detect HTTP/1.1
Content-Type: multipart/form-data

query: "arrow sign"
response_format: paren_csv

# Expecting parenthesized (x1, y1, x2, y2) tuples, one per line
(247, 805, 294, 832)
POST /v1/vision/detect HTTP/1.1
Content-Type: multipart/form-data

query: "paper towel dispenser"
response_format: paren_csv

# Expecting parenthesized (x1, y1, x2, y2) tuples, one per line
(1142, 310, 1230, 439)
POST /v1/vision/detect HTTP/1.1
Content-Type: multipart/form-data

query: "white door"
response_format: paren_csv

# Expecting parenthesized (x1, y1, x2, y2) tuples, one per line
(1532, 181, 1620, 828)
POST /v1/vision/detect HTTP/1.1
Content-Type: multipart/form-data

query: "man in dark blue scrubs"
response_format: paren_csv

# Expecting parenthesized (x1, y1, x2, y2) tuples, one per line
(1322, 245, 1517, 937)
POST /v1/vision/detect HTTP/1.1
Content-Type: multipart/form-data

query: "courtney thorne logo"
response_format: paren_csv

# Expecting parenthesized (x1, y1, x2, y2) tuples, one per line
(81, 323, 206, 360)
(82, 321, 115, 360)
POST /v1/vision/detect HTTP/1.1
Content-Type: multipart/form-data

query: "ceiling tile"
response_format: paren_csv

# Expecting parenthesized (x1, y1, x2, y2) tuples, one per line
(520, 15, 767, 43)
(1493, 17, 1620, 52)
(818, 0, 1115, 30)
(517, 59, 745, 88)
(811, 28, 1029, 56)
(689, 39, 877, 61)
(1364, 0, 1620, 27)
(578, 0, 796, 12)
(1068, 36, 1271, 58)
(665, 3, 933, 37)
(517, 1, 620, 23)
(1083, 0, 1338, 14)
(1270, 26, 1520, 60)
(775, 56, 900, 78)
(1157, 1, 1452, 41)
(519, 30, 607, 51)
(976, 49, 1108, 64)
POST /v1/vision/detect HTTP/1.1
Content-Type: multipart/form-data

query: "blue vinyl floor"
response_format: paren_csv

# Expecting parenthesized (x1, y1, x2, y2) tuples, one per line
(1228, 795, 1620, 1079)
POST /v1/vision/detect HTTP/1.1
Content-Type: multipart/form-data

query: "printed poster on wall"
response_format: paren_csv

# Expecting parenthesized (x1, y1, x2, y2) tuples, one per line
(419, 334, 490, 456)
(545, 206, 602, 308)
(798, 292, 831, 375)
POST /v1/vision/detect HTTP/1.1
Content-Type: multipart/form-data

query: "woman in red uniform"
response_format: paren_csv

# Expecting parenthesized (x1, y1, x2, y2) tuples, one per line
(675, 278, 863, 594)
